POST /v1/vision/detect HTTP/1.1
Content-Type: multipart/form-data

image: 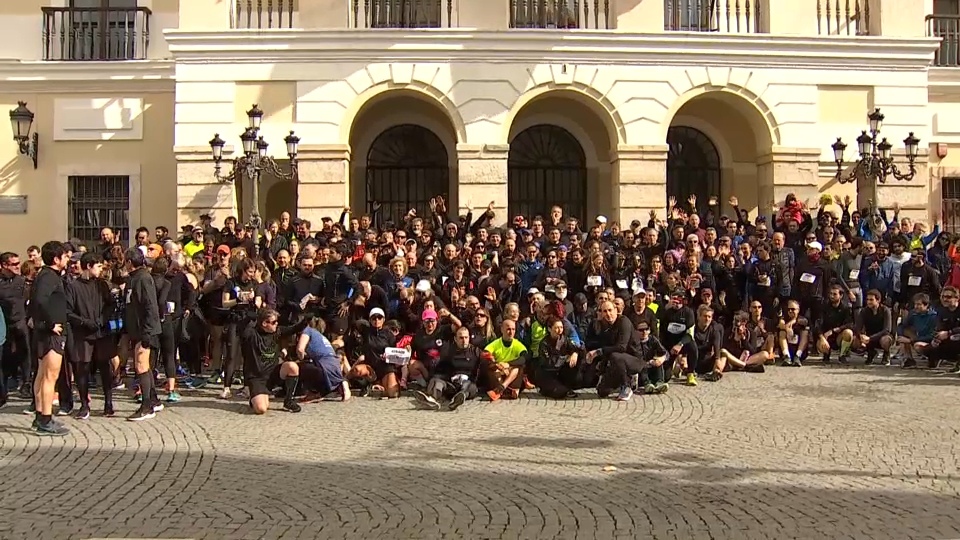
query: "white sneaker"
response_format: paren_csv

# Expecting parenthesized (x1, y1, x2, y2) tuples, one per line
(219, 388, 232, 400)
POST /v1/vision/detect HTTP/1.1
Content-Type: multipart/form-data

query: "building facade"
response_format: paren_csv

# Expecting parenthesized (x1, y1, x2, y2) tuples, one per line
(0, 0, 956, 248)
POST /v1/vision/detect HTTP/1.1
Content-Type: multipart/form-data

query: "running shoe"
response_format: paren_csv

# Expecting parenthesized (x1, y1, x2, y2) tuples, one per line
(127, 409, 156, 422)
(75, 406, 91, 420)
(654, 382, 669, 394)
(35, 419, 69, 436)
(282, 400, 302, 413)
(413, 391, 441, 411)
(18, 383, 32, 400)
(686, 373, 698, 387)
(448, 391, 467, 411)
(166, 391, 181, 403)
(152, 403, 165, 413)
(23, 403, 36, 415)
(218, 388, 232, 400)
(643, 383, 656, 394)
(616, 385, 633, 402)
(103, 406, 116, 418)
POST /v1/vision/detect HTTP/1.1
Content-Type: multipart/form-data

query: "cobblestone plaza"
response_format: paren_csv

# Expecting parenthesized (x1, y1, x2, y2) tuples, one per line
(1, 364, 959, 540)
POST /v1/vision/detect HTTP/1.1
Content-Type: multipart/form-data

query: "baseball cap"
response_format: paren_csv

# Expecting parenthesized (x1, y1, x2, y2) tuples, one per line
(527, 287, 541, 296)
(369, 307, 385, 318)
(415, 279, 432, 292)
(596, 215, 608, 224)
(216, 245, 231, 256)
(69, 252, 82, 263)
(421, 309, 438, 321)
(806, 241, 823, 251)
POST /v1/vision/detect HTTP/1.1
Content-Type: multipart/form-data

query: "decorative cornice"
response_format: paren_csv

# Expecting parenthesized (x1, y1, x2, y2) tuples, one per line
(457, 143, 509, 159)
(163, 29, 939, 71)
(0, 60, 175, 83)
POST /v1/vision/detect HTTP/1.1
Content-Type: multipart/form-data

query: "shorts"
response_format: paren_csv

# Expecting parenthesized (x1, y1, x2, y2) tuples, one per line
(863, 332, 891, 351)
(35, 331, 66, 358)
(247, 364, 284, 398)
(69, 337, 115, 365)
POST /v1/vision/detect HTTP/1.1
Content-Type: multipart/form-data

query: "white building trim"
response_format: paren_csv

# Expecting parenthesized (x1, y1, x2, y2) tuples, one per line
(163, 30, 940, 71)
(0, 60, 175, 83)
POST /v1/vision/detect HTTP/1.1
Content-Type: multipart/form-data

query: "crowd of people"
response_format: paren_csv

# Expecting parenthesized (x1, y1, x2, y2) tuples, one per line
(1, 191, 958, 436)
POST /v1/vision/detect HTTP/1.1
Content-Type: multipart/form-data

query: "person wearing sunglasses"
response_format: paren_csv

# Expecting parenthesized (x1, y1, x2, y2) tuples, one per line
(242, 308, 310, 415)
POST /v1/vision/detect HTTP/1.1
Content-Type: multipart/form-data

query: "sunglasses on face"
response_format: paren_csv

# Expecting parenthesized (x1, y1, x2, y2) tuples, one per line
(370, 315, 384, 320)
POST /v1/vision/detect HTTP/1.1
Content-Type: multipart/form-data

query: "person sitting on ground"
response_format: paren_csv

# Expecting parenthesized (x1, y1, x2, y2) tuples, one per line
(414, 326, 482, 411)
(777, 300, 809, 367)
(854, 289, 894, 366)
(535, 316, 584, 399)
(897, 292, 938, 369)
(635, 321, 669, 394)
(482, 319, 528, 401)
(296, 317, 351, 401)
(719, 312, 770, 373)
(589, 300, 644, 401)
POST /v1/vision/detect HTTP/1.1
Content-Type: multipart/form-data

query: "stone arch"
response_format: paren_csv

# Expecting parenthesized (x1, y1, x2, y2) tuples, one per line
(502, 84, 626, 148)
(660, 84, 780, 151)
(340, 82, 468, 145)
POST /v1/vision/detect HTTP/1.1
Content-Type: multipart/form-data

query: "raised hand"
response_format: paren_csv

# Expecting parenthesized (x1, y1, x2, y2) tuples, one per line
(729, 195, 739, 207)
(688, 194, 697, 206)
(708, 196, 717, 206)
(668, 196, 677, 208)
(429, 197, 437, 211)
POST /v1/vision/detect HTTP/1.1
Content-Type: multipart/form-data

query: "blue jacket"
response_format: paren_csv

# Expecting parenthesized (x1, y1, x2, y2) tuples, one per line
(899, 308, 938, 342)
(860, 258, 896, 297)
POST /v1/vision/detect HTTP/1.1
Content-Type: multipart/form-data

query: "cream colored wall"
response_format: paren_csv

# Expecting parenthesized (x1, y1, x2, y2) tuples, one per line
(0, 88, 176, 250)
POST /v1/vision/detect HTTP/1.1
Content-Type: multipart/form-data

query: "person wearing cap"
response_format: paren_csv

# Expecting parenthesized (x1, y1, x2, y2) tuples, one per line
(626, 290, 658, 335)
(349, 307, 401, 398)
(413, 326, 482, 411)
(793, 239, 836, 333)
(407, 307, 459, 388)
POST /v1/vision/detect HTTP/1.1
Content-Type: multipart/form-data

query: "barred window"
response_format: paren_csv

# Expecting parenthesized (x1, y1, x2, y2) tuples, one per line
(68, 175, 130, 247)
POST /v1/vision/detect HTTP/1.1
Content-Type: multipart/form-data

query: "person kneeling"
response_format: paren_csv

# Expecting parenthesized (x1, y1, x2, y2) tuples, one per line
(243, 308, 310, 414)
(415, 326, 481, 411)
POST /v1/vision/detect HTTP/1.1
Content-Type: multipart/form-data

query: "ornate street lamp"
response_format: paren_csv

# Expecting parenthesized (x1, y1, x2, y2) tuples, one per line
(9, 101, 38, 169)
(832, 107, 920, 184)
(208, 104, 299, 244)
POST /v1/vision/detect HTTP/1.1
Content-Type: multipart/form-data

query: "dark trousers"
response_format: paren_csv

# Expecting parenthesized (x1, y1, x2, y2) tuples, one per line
(2, 324, 32, 392)
(223, 322, 241, 387)
(179, 314, 205, 375)
(154, 319, 177, 378)
(600, 352, 645, 391)
(641, 364, 665, 385)
(663, 341, 698, 381)
(535, 364, 584, 399)
(64, 338, 115, 410)
(426, 376, 478, 401)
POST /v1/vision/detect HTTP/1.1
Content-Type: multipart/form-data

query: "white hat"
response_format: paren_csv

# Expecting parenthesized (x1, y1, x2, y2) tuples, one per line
(596, 215, 608, 224)
(415, 279, 432, 292)
(369, 307, 385, 318)
(527, 287, 541, 295)
(806, 240, 823, 251)
(396, 249, 405, 258)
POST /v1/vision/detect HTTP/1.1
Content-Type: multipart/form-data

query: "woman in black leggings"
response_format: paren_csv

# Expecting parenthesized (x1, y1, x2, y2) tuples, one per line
(220, 258, 262, 399)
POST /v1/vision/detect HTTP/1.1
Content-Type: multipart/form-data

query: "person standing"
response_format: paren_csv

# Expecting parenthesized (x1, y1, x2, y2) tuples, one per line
(65, 253, 115, 419)
(124, 248, 163, 421)
(28, 241, 70, 435)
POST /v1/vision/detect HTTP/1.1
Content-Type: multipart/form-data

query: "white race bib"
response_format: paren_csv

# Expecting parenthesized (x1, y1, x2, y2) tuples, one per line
(587, 275, 602, 287)
(667, 322, 686, 334)
(800, 273, 816, 284)
(788, 334, 799, 345)
(615, 279, 628, 289)
(848, 269, 860, 280)
(544, 285, 555, 293)
(384, 347, 411, 365)
(758, 276, 771, 287)
(908, 275, 922, 287)
(125, 289, 132, 303)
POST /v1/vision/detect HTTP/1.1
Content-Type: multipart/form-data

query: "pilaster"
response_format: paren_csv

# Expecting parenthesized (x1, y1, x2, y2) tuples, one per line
(296, 144, 350, 227)
(757, 147, 821, 222)
(611, 145, 668, 225)
(859, 150, 930, 222)
(175, 146, 238, 227)
(458, 144, 509, 225)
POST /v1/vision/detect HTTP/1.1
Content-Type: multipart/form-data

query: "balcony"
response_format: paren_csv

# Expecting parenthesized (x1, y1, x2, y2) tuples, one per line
(664, 0, 763, 33)
(510, 1, 610, 30)
(351, 0, 455, 28)
(929, 14, 960, 67)
(41, 6, 151, 61)
(815, 0, 869, 36)
(232, 0, 296, 29)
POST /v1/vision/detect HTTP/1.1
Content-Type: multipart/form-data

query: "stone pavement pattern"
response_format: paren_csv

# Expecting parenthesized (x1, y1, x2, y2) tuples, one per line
(1, 365, 960, 540)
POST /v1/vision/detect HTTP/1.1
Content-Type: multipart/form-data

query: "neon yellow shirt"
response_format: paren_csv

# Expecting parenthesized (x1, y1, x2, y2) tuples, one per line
(485, 338, 527, 364)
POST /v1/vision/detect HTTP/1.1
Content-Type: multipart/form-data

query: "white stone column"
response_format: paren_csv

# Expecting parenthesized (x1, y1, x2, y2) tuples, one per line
(175, 146, 239, 227)
(757, 148, 821, 222)
(611, 145, 668, 225)
(458, 144, 508, 226)
(296, 145, 350, 227)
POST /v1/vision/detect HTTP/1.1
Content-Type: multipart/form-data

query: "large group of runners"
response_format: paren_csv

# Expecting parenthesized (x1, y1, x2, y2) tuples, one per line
(1, 192, 956, 435)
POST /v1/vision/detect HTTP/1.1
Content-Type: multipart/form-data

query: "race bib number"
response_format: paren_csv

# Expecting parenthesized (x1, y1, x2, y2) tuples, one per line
(800, 273, 816, 284)
(587, 275, 602, 287)
(125, 289, 132, 303)
(758, 276, 771, 287)
(848, 269, 860, 280)
(544, 285, 555, 293)
(908, 276, 922, 287)
(615, 279, 628, 289)
(667, 322, 686, 334)
(788, 334, 799, 345)
(384, 347, 411, 365)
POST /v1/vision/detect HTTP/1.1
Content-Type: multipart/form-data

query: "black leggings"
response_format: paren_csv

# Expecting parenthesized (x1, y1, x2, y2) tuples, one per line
(60, 339, 115, 410)
(179, 315, 205, 375)
(535, 365, 584, 399)
(153, 320, 177, 379)
(223, 322, 241, 387)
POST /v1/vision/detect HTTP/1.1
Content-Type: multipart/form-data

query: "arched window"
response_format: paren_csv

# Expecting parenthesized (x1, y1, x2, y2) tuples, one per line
(508, 124, 587, 222)
(366, 124, 449, 223)
(666, 126, 721, 210)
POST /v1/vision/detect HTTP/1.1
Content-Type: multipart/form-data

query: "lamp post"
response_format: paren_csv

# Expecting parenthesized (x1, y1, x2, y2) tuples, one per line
(9, 101, 38, 169)
(209, 104, 300, 245)
(831, 107, 920, 184)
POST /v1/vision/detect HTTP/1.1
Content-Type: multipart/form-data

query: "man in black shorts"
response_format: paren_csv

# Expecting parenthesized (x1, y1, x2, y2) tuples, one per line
(242, 308, 310, 414)
(124, 248, 163, 421)
(28, 241, 70, 435)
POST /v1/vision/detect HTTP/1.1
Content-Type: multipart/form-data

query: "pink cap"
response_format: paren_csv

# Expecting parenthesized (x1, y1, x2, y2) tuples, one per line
(421, 309, 438, 321)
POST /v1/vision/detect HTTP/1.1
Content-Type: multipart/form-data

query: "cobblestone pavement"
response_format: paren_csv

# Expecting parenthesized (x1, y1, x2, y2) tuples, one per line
(2, 363, 960, 540)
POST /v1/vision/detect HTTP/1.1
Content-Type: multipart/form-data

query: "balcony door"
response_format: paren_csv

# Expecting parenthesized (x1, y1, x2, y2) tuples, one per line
(69, 0, 139, 60)
(935, 0, 959, 15)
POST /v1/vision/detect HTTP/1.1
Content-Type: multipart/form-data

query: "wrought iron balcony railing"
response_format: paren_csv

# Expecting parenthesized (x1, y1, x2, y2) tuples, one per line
(816, 0, 869, 35)
(351, 0, 455, 28)
(232, 0, 296, 29)
(510, 0, 611, 30)
(41, 6, 151, 61)
(664, 0, 762, 33)
(929, 14, 960, 67)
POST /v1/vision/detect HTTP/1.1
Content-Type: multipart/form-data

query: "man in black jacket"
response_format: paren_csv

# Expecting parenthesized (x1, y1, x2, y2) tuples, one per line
(65, 253, 114, 419)
(124, 248, 163, 421)
(28, 241, 70, 436)
(0, 251, 32, 400)
(321, 242, 360, 327)
(415, 326, 482, 411)
(589, 301, 644, 401)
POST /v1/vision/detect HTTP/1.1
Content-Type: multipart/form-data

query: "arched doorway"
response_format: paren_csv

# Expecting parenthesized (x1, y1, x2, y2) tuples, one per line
(666, 126, 721, 209)
(365, 124, 449, 224)
(508, 124, 587, 221)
